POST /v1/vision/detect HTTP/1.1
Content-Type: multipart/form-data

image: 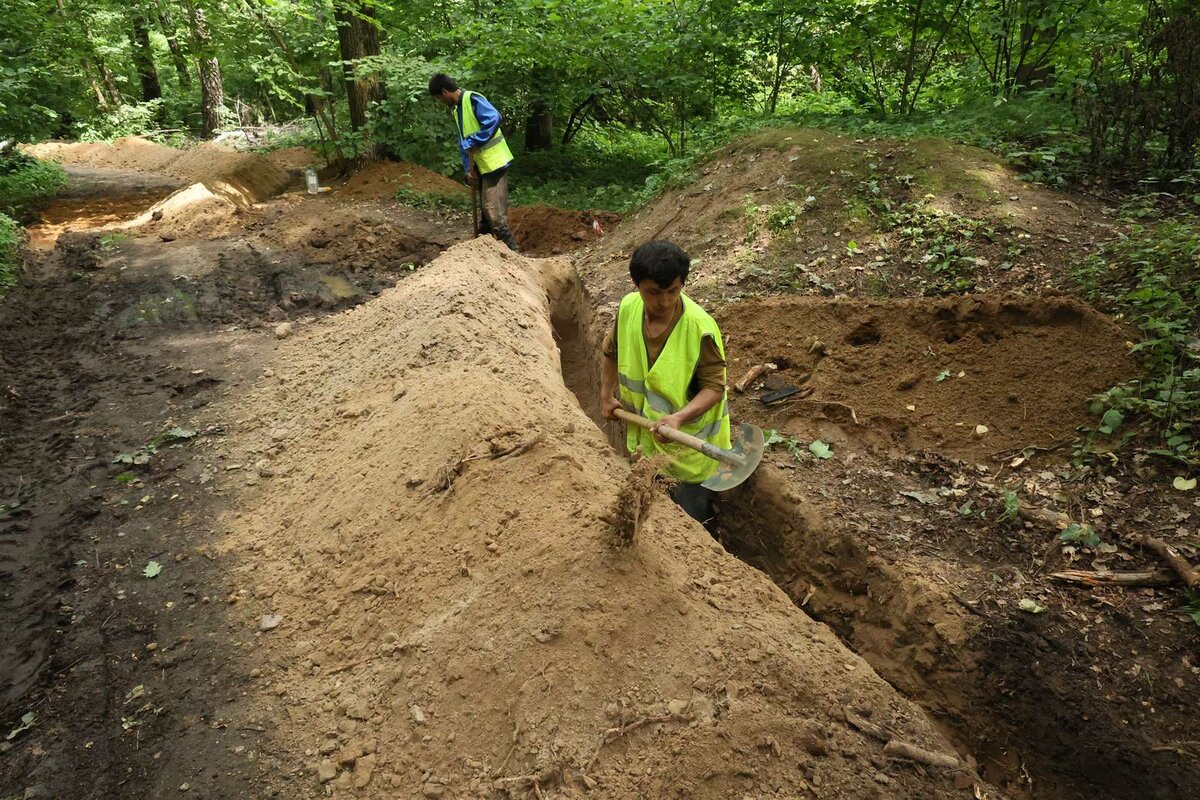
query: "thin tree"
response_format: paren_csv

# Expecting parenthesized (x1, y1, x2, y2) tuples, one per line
(185, 3, 224, 138)
(129, 9, 163, 103)
(333, 1, 385, 160)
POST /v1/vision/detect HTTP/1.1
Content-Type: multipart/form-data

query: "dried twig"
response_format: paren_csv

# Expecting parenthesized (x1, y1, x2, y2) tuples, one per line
(1136, 536, 1200, 590)
(884, 740, 964, 770)
(844, 709, 891, 743)
(1050, 569, 1178, 588)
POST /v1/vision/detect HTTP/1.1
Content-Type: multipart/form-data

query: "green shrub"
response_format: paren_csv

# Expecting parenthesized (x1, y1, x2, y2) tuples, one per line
(0, 212, 22, 296)
(1076, 215, 1200, 464)
(0, 149, 67, 218)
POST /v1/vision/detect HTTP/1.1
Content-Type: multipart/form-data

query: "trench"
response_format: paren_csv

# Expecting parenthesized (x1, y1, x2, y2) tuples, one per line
(545, 266, 1187, 800)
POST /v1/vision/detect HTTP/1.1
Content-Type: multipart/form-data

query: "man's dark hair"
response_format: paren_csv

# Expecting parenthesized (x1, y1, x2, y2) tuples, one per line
(428, 73, 458, 95)
(630, 240, 690, 287)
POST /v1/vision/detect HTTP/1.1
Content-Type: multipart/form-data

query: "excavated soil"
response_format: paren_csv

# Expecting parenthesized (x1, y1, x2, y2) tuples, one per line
(338, 159, 468, 200)
(716, 294, 1137, 460)
(0, 228, 995, 800)
(510, 205, 621, 257)
(27, 137, 291, 204)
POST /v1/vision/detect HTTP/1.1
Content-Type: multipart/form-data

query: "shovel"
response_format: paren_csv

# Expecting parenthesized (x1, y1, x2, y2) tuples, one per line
(614, 409, 765, 491)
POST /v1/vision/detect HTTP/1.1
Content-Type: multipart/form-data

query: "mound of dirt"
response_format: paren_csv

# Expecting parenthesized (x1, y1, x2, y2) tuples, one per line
(264, 146, 322, 172)
(510, 205, 620, 256)
(207, 238, 991, 798)
(27, 137, 290, 203)
(338, 159, 466, 200)
(717, 293, 1136, 459)
(581, 128, 1118, 304)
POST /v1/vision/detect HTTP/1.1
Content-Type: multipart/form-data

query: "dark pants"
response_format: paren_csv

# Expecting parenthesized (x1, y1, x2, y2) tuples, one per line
(669, 482, 716, 527)
(477, 167, 518, 252)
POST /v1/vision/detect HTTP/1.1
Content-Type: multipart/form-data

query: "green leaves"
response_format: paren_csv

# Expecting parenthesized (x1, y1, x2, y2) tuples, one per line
(808, 440, 833, 459)
(143, 560, 162, 579)
(1059, 523, 1101, 548)
(1097, 408, 1124, 435)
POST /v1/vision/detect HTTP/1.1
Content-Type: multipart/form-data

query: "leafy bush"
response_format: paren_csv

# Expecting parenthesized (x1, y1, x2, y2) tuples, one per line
(0, 148, 67, 218)
(1076, 215, 1200, 463)
(73, 100, 176, 142)
(0, 212, 22, 296)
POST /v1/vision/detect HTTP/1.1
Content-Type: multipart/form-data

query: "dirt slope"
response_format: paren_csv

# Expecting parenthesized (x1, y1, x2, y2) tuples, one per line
(186, 238, 994, 798)
(581, 128, 1118, 305)
(27, 137, 291, 204)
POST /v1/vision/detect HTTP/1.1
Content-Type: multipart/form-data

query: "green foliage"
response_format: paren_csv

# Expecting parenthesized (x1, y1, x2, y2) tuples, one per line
(0, 149, 67, 218)
(393, 188, 470, 212)
(1076, 214, 1200, 463)
(0, 212, 21, 296)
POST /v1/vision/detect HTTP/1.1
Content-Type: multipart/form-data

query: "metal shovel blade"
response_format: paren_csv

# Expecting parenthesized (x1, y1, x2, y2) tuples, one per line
(701, 421, 765, 492)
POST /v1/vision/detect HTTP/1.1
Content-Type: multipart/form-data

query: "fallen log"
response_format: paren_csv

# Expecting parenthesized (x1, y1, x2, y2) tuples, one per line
(1136, 536, 1200, 590)
(1050, 569, 1178, 588)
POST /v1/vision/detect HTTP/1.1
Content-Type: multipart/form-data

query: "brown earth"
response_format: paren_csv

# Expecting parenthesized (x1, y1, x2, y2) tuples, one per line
(561, 128, 1198, 800)
(0, 193, 997, 799)
(264, 145, 323, 172)
(27, 137, 291, 204)
(337, 159, 467, 200)
(717, 293, 1137, 460)
(581, 128, 1118, 307)
(511, 205, 621, 257)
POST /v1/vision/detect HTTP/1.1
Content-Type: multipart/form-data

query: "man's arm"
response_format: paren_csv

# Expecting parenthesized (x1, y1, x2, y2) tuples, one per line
(651, 388, 722, 440)
(600, 321, 621, 418)
(601, 355, 621, 419)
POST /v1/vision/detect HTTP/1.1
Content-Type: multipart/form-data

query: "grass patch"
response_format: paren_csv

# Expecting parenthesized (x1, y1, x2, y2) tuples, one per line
(393, 187, 470, 211)
(0, 149, 67, 220)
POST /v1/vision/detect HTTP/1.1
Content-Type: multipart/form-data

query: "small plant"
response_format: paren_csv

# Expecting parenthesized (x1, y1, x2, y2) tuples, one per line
(1002, 490, 1021, 522)
(0, 213, 21, 297)
(393, 187, 470, 211)
(767, 200, 803, 232)
(1075, 216, 1200, 464)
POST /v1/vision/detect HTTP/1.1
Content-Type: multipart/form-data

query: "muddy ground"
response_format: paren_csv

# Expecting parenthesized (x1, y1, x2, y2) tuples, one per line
(2, 135, 1198, 800)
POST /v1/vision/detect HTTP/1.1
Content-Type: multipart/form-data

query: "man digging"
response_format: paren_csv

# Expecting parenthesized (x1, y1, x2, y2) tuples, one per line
(601, 240, 730, 527)
(428, 73, 519, 252)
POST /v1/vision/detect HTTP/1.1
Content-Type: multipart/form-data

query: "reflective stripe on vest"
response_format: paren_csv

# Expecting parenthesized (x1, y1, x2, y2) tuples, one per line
(615, 291, 731, 484)
(457, 90, 514, 174)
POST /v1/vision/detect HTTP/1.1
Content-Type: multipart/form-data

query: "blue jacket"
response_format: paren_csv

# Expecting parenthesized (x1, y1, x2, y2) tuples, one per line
(456, 92, 504, 176)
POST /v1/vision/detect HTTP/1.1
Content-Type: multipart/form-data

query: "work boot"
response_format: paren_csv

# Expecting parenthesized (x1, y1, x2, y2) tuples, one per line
(494, 227, 519, 253)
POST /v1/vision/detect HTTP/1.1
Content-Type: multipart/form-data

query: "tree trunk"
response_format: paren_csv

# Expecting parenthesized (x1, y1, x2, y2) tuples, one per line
(187, 6, 224, 138)
(333, 1, 384, 159)
(97, 58, 122, 106)
(129, 12, 163, 103)
(156, 2, 193, 90)
(525, 102, 553, 151)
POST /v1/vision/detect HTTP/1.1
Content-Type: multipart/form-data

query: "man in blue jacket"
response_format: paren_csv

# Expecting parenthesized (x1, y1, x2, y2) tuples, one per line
(429, 73, 519, 252)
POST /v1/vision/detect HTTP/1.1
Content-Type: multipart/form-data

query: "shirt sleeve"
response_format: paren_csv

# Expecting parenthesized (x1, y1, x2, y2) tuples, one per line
(696, 335, 727, 394)
(463, 94, 501, 151)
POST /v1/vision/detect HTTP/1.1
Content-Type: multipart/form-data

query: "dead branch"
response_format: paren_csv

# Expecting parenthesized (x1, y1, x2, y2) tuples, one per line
(1050, 569, 1178, 588)
(585, 712, 689, 769)
(768, 399, 861, 425)
(1136, 536, 1200, 590)
(884, 740, 964, 770)
(844, 709, 891, 743)
(733, 362, 776, 393)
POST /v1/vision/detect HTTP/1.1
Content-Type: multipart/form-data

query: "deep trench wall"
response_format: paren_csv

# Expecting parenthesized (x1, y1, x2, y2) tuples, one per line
(220, 239, 995, 798)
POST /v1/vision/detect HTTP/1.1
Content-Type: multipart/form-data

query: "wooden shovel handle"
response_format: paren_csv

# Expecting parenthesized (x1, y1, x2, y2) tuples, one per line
(613, 409, 743, 466)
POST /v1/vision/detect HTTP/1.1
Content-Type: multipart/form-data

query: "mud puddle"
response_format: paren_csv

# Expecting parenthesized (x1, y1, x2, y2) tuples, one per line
(549, 276, 1198, 800)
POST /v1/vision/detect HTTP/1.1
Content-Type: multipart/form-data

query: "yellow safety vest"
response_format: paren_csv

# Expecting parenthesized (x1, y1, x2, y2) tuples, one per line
(457, 90, 514, 175)
(616, 291, 732, 484)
